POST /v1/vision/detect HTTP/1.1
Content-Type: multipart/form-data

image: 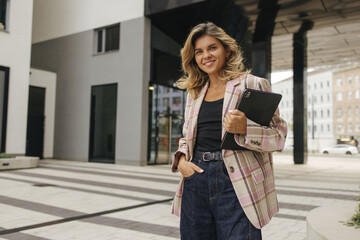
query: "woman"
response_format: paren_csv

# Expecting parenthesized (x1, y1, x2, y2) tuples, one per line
(171, 22, 287, 240)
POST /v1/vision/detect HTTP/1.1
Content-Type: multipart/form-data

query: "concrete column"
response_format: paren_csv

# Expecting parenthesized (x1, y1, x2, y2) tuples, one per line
(251, 0, 279, 81)
(293, 20, 313, 164)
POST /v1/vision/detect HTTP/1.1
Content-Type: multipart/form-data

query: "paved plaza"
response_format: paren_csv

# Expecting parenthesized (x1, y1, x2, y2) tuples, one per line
(0, 153, 359, 240)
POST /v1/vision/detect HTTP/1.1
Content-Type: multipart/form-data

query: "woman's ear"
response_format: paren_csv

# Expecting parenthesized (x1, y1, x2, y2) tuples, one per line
(226, 49, 231, 59)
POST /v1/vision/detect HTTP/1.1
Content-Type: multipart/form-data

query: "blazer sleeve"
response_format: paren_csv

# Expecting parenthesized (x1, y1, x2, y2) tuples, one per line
(171, 93, 192, 173)
(234, 78, 288, 152)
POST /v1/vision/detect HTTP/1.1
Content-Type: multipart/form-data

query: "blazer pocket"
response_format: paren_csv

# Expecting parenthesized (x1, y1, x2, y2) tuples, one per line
(250, 166, 265, 184)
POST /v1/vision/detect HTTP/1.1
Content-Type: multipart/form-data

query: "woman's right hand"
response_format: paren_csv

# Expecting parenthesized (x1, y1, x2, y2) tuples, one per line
(178, 155, 204, 178)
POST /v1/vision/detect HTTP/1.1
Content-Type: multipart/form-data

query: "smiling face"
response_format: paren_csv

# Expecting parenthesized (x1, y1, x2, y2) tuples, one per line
(194, 35, 230, 79)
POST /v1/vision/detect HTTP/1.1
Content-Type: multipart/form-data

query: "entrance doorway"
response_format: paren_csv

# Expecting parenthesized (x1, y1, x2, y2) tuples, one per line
(89, 83, 117, 163)
(26, 86, 45, 158)
(0, 66, 9, 153)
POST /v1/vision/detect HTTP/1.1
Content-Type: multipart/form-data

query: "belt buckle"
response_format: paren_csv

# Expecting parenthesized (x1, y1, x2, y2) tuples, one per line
(202, 152, 213, 161)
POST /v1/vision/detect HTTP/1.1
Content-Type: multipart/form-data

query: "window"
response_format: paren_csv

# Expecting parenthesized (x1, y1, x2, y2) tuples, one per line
(95, 24, 120, 54)
(355, 90, 360, 99)
(356, 124, 360, 132)
(336, 93, 342, 101)
(314, 83, 316, 90)
(327, 109, 330, 117)
(162, 97, 169, 106)
(327, 81, 330, 87)
(355, 75, 359, 84)
(173, 96, 181, 105)
(356, 106, 360, 116)
(348, 123, 352, 132)
(321, 110, 323, 118)
(320, 95, 323, 102)
(336, 78, 342, 86)
(320, 82, 323, 88)
(328, 124, 330, 132)
(348, 107, 352, 117)
(337, 124, 343, 133)
(321, 125, 323, 132)
(0, 0, 9, 30)
(347, 76, 352, 84)
(336, 108, 342, 117)
(348, 91, 352, 100)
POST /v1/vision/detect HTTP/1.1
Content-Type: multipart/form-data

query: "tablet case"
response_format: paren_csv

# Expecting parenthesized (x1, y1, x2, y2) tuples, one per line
(220, 88, 282, 150)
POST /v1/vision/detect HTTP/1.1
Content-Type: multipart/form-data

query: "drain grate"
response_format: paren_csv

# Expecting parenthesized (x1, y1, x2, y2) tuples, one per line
(33, 183, 57, 187)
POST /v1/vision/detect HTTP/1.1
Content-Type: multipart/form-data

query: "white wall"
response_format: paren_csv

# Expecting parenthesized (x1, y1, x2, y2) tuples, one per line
(32, 0, 144, 43)
(0, 0, 33, 155)
(307, 71, 334, 138)
(30, 68, 56, 158)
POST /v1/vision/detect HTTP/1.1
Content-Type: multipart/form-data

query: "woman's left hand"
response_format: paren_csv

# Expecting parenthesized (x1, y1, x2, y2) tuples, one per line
(223, 109, 247, 135)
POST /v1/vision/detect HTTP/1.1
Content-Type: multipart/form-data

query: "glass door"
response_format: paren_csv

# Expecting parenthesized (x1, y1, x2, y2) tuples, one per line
(26, 86, 45, 158)
(89, 83, 117, 163)
(0, 66, 9, 153)
(148, 84, 185, 164)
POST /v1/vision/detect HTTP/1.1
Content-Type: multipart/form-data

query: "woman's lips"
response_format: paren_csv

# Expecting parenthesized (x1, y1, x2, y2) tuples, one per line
(204, 60, 215, 66)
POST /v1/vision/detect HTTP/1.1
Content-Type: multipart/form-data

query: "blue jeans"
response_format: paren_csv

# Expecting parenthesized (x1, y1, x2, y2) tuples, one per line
(180, 158, 262, 240)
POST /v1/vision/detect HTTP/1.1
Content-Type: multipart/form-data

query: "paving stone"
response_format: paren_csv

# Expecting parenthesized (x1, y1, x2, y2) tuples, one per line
(0, 154, 359, 239)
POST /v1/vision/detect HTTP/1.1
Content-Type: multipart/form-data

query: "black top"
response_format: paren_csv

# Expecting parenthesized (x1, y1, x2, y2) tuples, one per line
(194, 98, 223, 152)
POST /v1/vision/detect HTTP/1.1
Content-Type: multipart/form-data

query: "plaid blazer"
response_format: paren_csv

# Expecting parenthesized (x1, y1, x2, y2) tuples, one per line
(171, 74, 287, 229)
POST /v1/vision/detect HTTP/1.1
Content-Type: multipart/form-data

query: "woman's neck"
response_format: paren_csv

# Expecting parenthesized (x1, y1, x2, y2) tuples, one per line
(208, 75, 225, 89)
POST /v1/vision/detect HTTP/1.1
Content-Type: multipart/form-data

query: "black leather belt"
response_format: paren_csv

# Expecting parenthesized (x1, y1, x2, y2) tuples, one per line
(194, 150, 223, 161)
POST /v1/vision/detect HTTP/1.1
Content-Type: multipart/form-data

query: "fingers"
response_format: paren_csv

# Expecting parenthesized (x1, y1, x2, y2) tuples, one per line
(223, 110, 247, 134)
(178, 161, 204, 177)
(223, 116, 230, 131)
(229, 109, 243, 115)
(189, 162, 204, 173)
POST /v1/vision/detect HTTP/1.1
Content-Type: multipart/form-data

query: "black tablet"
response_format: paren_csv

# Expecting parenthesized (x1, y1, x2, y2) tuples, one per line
(220, 88, 282, 150)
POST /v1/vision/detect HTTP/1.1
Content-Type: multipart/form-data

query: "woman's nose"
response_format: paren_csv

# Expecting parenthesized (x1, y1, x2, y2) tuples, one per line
(203, 50, 211, 59)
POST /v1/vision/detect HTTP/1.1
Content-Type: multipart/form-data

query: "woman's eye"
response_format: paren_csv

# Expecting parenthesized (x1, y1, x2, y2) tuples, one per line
(195, 51, 202, 55)
(210, 46, 217, 50)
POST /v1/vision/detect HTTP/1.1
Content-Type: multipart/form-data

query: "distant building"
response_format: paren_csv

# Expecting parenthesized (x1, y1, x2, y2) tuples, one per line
(333, 67, 360, 146)
(272, 69, 335, 152)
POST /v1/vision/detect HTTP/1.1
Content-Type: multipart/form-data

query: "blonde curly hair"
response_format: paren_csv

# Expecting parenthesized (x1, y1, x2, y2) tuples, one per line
(177, 22, 248, 98)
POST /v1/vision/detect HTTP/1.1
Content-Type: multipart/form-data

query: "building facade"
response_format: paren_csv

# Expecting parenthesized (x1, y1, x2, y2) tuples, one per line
(31, 0, 190, 165)
(0, 0, 33, 156)
(31, 0, 151, 165)
(272, 70, 335, 152)
(333, 67, 360, 145)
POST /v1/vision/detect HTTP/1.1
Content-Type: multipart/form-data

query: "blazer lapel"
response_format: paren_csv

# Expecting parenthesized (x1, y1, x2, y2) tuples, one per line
(222, 75, 245, 138)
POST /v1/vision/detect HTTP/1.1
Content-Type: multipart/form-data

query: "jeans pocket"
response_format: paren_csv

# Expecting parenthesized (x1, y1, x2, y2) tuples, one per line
(184, 171, 198, 180)
(220, 162, 231, 182)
